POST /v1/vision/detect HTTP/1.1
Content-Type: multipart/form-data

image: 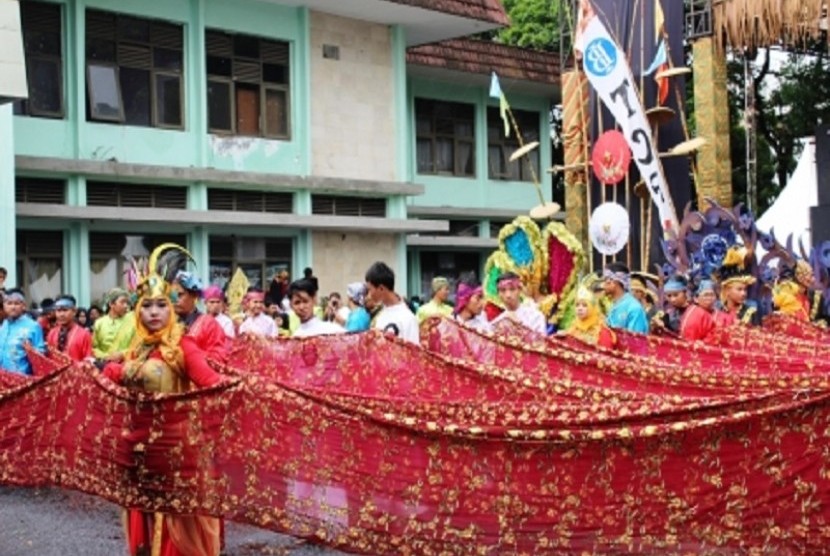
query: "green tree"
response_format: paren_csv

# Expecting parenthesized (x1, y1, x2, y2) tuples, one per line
(495, 0, 561, 51)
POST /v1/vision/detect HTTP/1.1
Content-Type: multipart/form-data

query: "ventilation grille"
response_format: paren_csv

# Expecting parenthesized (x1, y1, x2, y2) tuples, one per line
(87, 182, 187, 209)
(311, 195, 386, 217)
(17, 230, 63, 255)
(21, 2, 61, 33)
(15, 178, 66, 204)
(207, 189, 293, 214)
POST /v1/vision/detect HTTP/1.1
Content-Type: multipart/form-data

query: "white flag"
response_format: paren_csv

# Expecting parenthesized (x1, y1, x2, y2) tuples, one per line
(574, 1, 679, 236)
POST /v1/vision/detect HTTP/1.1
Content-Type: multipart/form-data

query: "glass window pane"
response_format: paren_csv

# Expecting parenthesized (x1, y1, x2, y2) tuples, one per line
(264, 88, 287, 137)
(240, 264, 263, 290)
(455, 121, 473, 138)
(155, 74, 182, 127)
(458, 142, 474, 176)
(206, 55, 231, 76)
(119, 67, 150, 126)
(27, 59, 62, 115)
(416, 139, 433, 173)
(207, 80, 232, 131)
(416, 116, 431, 135)
(209, 262, 232, 289)
(87, 64, 122, 120)
(435, 139, 453, 173)
(263, 63, 287, 84)
(153, 47, 183, 71)
(26, 258, 62, 306)
(13, 100, 25, 115)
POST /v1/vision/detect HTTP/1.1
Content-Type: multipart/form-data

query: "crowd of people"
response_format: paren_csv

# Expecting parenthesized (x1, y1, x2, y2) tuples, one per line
(1, 241, 827, 378)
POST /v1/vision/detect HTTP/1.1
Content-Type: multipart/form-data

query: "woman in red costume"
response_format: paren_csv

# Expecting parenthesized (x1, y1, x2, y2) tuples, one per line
(102, 244, 225, 556)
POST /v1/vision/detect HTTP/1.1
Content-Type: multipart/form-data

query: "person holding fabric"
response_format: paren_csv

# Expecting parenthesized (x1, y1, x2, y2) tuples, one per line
(454, 282, 491, 332)
(694, 279, 727, 326)
(343, 282, 371, 332)
(172, 271, 228, 362)
(100, 244, 225, 556)
(239, 289, 278, 338)
(203, 286, 235, 340)
(563, 283, 616, 349)
(778, 260, 829, 326)
(630, 272, 659, 322)
(46, 295, 92, 362)
(715, 247, 760, 327)
(289, 279, 344, 337)
(489, 272, 547, 334)
(0, 288, 46, 375)
(656, 275, 715, 342)
(416, 277, 453, 323)
(602, 263, 649, 334)
(37, 298, 57, 337)
(92, 288, 135, 363)
(365, 261, 420, 344)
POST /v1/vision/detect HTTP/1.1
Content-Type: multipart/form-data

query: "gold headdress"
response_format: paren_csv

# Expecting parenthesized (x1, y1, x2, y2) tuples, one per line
(716, 247, 755, 287)
(136, 243, 195, 301)
(772, 280, 804, 318)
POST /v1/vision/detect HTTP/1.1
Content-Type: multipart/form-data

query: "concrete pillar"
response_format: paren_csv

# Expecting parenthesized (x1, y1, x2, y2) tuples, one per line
(692, 36, 733, 208)
(0, 105, 17, 285)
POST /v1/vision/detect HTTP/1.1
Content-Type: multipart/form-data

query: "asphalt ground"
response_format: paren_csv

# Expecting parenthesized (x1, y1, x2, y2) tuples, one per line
(0, 487, 347, 556)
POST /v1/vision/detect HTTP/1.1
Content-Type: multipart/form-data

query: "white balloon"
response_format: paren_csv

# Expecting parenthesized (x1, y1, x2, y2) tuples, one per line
(589, 202, 630, 255)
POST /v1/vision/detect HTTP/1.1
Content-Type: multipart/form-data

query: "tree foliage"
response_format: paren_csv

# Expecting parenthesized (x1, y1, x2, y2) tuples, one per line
(495, 0, 561, 52)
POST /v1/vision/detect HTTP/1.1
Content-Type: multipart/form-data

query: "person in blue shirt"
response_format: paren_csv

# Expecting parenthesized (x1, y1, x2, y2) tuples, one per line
(344, 282, 371, 332)
(0, 288, 47, 375)
(602, 262, 650, 334)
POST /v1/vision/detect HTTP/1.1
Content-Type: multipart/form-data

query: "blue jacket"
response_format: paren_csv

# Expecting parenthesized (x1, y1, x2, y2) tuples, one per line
(0, 314, 46, 375)
(606, 292, 649, 334)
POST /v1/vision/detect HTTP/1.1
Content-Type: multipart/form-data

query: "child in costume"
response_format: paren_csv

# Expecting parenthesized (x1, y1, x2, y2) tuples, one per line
(564, 282, 616, 349)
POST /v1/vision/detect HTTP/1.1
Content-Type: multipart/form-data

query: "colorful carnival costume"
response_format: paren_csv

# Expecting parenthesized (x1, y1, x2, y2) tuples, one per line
(102, 244, 225, 556)
(779, 260, 829, 326)
(565, 284, 616, 349)
(174, 272, 229, 363)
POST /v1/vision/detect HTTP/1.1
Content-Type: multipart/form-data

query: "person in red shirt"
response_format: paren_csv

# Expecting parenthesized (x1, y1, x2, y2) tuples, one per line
(46, 295, 92, 362)
(171, 271, 229, 363)
(658, 275, 716, 343)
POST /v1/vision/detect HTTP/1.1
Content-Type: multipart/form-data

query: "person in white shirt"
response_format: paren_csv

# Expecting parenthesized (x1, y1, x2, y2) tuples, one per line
(454, 282, 491, 332)
(489, 271, 547, 335)
(239, 289, 278, 338)
(365, 261, 419, 345)
(202, 285, 235, 339)
(290, 279, 344, 337)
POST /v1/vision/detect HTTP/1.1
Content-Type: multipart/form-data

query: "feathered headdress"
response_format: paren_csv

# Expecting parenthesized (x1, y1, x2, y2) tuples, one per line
(135, 243, 195, 301)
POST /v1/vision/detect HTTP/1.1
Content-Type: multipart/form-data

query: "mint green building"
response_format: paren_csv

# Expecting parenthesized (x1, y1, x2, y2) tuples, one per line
(2, 0, 559, 307)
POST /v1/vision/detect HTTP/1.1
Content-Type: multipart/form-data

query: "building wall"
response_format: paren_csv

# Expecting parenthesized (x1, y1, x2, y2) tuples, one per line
(309, 12, 395, 181)
(311, 231, 397, 296)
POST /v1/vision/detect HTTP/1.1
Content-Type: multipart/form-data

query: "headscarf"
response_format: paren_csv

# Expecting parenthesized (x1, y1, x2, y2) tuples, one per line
(663, 275, 688, 294)
(455, 283, 482, 314)
(696, 279, 716, 296)
(4, 289, 25, 303)
(54, 296, 76, 309)
(602, 268, 630, 291)
(431, 276, 449, 294)
(202, 285, 225, 301)
(567, 285, 605, 341)
(346, 282, 367, 306)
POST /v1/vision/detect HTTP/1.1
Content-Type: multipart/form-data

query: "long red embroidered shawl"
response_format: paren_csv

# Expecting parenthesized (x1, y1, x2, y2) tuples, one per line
(3, 320, 830, 554)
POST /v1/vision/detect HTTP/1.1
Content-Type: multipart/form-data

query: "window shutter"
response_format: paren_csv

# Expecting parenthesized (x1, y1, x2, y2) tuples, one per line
(15, 178, 66, 204)
(312, 195, 386, 217)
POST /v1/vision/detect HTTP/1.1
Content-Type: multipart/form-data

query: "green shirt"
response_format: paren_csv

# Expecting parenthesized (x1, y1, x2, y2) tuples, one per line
(416, 299, 453, 324)
(92, 313, 136, 358)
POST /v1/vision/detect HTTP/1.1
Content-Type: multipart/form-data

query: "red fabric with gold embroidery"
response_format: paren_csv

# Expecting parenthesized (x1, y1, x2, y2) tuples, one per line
(3, 321, 830, 553)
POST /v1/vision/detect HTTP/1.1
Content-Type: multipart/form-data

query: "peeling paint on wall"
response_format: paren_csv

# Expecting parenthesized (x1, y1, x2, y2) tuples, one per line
(209, 135, 283, 170)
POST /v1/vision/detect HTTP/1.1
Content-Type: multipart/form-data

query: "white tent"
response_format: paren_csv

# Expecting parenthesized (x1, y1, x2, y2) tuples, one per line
(757, 138, 817, 249)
